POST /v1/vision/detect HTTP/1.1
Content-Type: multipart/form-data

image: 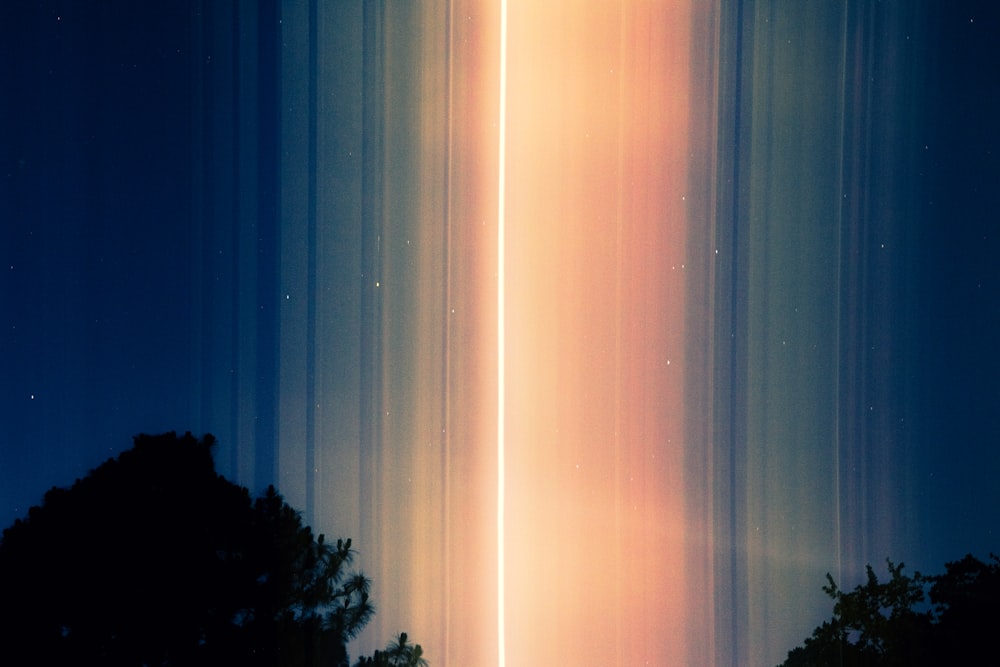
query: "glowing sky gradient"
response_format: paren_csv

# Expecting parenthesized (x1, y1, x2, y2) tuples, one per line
(3, 2, 1000, 666)
(496, 4, 506, 663)
(502, 2, 695, 663)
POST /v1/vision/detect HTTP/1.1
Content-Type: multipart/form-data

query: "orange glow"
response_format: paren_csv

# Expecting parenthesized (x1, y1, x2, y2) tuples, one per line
(497, 1, 508, 665)
(356, 2, 700, 663)
(501, 1, 693, 664)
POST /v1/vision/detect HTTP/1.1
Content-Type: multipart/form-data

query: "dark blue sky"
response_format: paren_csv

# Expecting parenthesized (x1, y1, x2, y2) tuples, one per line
(3, 2, 201, 522)
(905, 1, 1000, 564)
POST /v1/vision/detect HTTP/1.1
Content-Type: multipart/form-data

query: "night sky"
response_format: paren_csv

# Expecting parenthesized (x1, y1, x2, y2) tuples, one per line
(3, 2, 201, 519)
(2, 1, 999, 665)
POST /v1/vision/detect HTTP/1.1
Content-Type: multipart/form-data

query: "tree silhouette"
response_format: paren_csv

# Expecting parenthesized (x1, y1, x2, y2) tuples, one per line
(925, 553, 1000, 663)
(0, 432, 419, 667)
(779, 554, 1000, 666)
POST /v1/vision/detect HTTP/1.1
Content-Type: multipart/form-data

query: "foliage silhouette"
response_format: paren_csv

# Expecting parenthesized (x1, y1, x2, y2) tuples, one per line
(778, 554, 1000, 666)
(353, 632, 429, 667)
(0, 432, 421, 666)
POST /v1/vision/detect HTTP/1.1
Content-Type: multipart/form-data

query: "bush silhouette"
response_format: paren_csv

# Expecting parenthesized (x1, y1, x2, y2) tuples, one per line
(0, 432, 423, 666)
(779, 554, 1000, 666)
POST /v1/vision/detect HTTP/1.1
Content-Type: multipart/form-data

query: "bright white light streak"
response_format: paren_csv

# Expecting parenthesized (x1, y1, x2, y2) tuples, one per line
(497, 1, 508, 665)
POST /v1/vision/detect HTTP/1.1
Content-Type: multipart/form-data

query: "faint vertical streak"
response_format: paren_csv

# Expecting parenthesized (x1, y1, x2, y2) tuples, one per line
(728, 2, 744, 662)
(858, 1, 883, 572)
(613, 3, 625, 663)
(441, 0, 454, 658)
(198, 0, 226, 450)
(716, 1, 751, 663)
(305, 0, 318, 522)
(731, 4, 752, 662)
(230, 0, 243, 478)
(254, 0, 279, 493)
(497, 1, 507, 665)
(859, 5, 877, 567)
(686, 2, 722, 660)
(359, 2, 384, 638)
(190, 0, 205, 435)
(838, 1, 874, 581)
(832, 0, 849, 588)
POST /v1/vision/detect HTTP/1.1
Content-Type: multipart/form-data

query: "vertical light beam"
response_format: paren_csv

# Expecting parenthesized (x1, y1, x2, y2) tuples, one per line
(501, 3, 692, 662)
(497, 1, 508, 666)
